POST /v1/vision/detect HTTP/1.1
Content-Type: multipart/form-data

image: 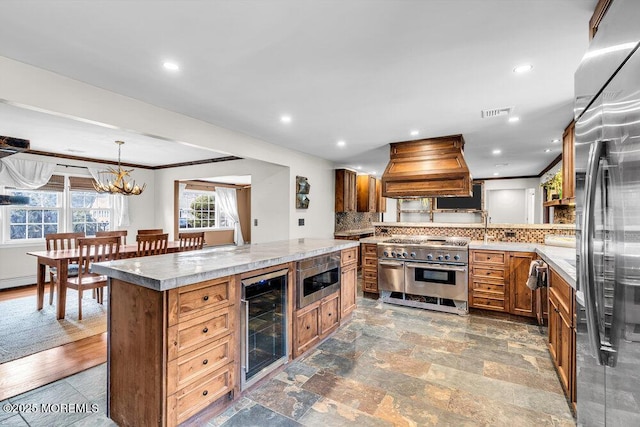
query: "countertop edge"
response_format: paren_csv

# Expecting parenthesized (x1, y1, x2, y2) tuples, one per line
(93, 239, 359, 292)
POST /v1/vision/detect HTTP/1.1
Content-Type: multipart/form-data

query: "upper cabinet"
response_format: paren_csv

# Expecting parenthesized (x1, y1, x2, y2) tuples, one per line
(336, 169, 386, 213)
(562, 121, 575, 203)
(335, 169, 357, 212)
(357, 175, 377, 213)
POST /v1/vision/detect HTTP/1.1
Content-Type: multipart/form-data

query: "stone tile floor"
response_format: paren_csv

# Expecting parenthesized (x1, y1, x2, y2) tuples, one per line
(0, 297, 575, 426)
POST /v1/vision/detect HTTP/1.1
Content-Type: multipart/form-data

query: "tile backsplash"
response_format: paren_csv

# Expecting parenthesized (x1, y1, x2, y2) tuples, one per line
(335, 212, 380, 232)
(373, 223, 575, 244)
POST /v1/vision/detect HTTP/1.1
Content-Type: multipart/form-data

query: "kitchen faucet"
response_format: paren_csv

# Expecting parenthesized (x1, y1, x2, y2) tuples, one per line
(483, 211, 492, 243)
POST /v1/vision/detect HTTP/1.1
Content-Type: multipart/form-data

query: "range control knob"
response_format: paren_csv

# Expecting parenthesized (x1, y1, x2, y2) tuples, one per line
(438, 255, 444, 261)
(383, 251, 389, 257)
(454, 254, 461, 261)
(402, 252, 408, 258)
(444, 254, 451, 260)
(427, 254, 433, 260)
(390, 251, 396, 257)
(410, 252, 417, 258)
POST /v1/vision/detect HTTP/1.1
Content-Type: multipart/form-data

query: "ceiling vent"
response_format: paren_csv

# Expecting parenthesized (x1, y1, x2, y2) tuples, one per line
(481, 106, 513, 119)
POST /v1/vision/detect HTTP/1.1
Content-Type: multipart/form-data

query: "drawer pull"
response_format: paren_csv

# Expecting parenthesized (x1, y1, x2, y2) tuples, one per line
(203, 327, 209, 333)
(328, 313, 332, 317)
(203, 359, 208, 365)
(202, 390, 208, 396)
(203, 295, 209, 301)
(306, 325, 310, 330)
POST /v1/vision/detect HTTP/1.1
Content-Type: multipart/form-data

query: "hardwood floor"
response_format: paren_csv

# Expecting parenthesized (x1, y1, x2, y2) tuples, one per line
(0, 284, 107, 401)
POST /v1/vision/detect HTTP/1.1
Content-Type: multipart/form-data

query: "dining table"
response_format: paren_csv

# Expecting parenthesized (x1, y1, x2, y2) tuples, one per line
(27, 241, 182, 319)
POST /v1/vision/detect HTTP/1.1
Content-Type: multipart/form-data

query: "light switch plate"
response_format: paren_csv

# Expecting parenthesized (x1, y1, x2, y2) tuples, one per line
(254, 219, 258, 226)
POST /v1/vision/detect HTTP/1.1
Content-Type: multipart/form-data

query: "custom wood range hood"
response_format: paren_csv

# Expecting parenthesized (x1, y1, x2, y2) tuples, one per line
(381, 134, 472, 198)
(0, 135, 31, 206)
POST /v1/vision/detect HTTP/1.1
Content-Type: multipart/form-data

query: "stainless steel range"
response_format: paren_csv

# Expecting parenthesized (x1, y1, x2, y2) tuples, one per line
(377, 236, 469, 315)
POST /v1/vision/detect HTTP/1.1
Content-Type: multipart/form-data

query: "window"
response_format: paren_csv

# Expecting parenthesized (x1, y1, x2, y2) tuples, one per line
(2, 174, 114, 243)
(7, 189, 61, 240)
(178, 186, 231, 230)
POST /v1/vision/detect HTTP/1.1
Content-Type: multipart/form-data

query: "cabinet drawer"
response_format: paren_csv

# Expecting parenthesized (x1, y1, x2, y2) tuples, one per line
(168, 306, 234, 360)
(363, 244, 378, 255)
(471, 266, 506, 281)
(341, 247, 358, 266)
(167, 364, 234, 426)
(549, 270, 572, 311)
(471, 295, 507, 311)
(167, 334, 233, 395)
(363, 257, 378, 268)
(168, 277, 235, 325)
(471, 280, 505, 295)
(363, 268, 377, 280)
(363, 279, 378, 293)
(472, 251, 506, 265)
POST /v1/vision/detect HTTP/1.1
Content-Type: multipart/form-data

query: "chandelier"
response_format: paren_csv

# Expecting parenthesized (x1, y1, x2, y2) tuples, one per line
(93, 140, 146, 196)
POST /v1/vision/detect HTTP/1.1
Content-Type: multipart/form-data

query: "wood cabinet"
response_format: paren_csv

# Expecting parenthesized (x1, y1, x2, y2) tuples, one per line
(548, 268, 576, 406)
(469, 250, 508, 312)
(361, 243, 378, 294)
(294, 292, 340, 358)
(509, 252, 537, 317)
(469, 250, 537, 318)
(340, 247, 358, 318)
(109, 275, 237, 427)
(356, 175, 377, 212)
(375, 178, 386, 213)
(562, 121, 575, 202)
(335, 169, 357, 212)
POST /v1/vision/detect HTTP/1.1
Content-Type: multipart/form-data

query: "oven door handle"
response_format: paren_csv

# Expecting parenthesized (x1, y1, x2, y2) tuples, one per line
(378, 260, 404, 268)
(405, 262, 467, 273)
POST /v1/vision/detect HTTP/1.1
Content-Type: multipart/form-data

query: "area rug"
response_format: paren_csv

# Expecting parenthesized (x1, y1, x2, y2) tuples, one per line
(0, 289, 107, 364)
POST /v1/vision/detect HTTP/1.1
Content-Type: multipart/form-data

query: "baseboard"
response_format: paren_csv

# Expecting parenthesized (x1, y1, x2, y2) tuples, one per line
(0, 275, 37, 290)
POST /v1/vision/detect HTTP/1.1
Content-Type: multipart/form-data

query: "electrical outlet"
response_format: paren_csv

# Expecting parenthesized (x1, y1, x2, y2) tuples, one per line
(298, 218, 305, 226)
(254, 219, 258, 226)
(505, 231, 516, 238)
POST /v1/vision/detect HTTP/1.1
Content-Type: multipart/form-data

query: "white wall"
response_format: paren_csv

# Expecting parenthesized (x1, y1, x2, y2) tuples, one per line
(0, 56, 335, 288)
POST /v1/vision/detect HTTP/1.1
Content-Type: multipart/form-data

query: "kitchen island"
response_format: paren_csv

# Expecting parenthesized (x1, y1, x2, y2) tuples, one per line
(92, 238, 359, 427)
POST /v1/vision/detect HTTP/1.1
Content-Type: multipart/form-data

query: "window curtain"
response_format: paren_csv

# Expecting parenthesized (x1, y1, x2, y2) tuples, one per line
(216, 187, 244, 245)
(0, 158, 56, 189)
(88, 167, 130, 227)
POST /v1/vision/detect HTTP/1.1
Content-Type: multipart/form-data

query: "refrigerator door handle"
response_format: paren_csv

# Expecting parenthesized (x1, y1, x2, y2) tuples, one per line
(580, 139, 608, 366)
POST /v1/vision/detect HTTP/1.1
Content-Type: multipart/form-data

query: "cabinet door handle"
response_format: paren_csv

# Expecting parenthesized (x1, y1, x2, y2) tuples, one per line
(203, 295, 209, 301)
(202, 390, 208, 396)
(203, 359, 208, 365)
(203, 327, 209, 333)
(306, 325, 310, 330)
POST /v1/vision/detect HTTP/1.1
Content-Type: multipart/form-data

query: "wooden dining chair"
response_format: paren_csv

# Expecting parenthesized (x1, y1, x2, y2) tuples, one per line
(45, 232, 85, 305)
(178, 231, 205, 252)
(65, 236, 120, 320)
(136, 233, 169, 256)
(137, 229, 163, 235)
(96, 230, 128, 245)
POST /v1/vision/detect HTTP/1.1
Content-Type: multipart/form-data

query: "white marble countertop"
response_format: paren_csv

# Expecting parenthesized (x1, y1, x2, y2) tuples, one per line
(92, 238, 359, 292)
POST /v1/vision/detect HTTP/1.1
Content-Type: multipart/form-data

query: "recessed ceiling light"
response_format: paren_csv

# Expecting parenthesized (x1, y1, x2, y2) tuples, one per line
(552, 138, 561, 143)
(513, 64, 533, 73)
(66, 148, 85, 154)
(508, 117, 520, 123)
(280, 115, 292, 124)
(493, 172, 500, 176)
(492, 149, 502, 155)
(163, 61, 180, 71)
(544, 148, 552, 153)
(410, 130, 420, 136)
(370, 170, 377, 175)
(337, 140, 346, 147)
(356, 166, 362, 170)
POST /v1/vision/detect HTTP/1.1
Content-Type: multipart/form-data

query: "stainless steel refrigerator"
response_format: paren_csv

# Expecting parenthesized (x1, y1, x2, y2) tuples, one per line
(574, 1, 640, 425)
